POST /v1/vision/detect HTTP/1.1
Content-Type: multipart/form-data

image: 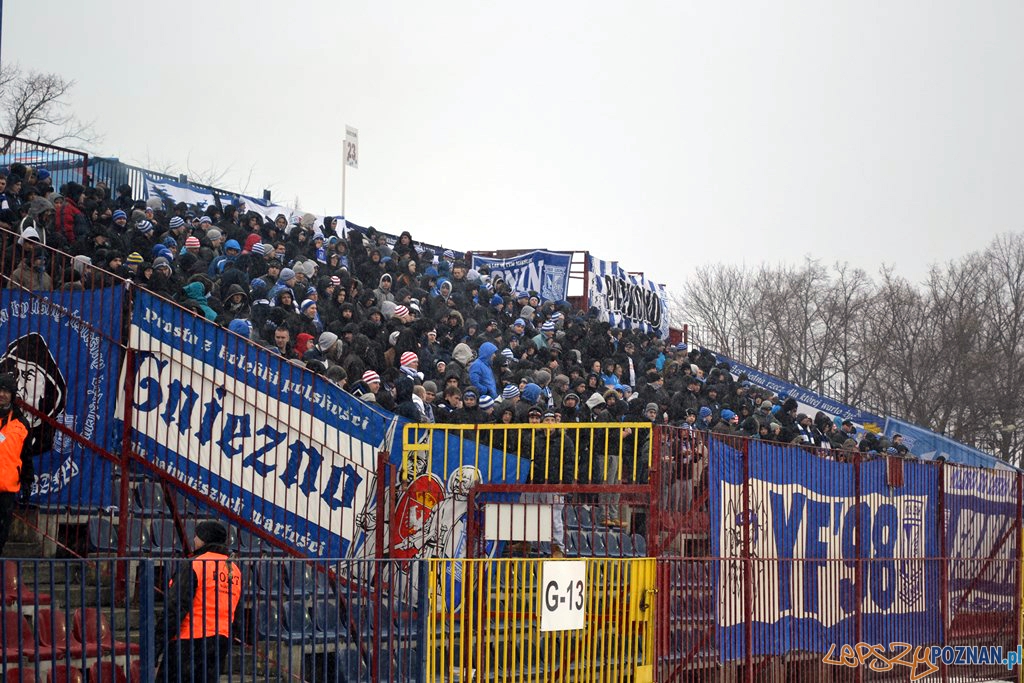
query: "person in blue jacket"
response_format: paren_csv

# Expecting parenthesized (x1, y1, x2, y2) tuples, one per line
(469, 341, 499, 399)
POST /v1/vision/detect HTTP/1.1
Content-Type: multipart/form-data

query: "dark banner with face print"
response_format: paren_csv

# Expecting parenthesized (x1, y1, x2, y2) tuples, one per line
(0, 287, 123, 507)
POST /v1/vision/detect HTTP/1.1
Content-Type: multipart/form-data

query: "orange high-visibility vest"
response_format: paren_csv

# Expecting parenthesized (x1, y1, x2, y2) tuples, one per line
(177, 552, 241, 640)
(0, 413, 27, 493)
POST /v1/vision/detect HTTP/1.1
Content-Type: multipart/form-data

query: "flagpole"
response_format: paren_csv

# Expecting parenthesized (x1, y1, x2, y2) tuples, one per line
(342, 142, 347, 218)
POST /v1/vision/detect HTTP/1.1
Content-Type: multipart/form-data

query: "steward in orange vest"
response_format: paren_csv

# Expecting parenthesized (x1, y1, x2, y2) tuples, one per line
(0, 372, 30, 556)
(156, 520, 242, 683)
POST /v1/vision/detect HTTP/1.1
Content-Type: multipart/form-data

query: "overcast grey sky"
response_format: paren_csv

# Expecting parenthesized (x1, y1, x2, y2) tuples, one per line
(7, 1, 1023, 296)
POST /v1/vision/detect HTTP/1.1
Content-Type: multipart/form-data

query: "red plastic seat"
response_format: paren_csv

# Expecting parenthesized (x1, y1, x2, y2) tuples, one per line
(0, 611, 57, 659)
(48, 665, 85, 683)
(87, 661, 127, 683)
(72, 608, 139, 656)
(36, 607, 100, 658)
(128, 659, 141, 682)
(1, 560, 52, 606)
(4, 668, 37, 683)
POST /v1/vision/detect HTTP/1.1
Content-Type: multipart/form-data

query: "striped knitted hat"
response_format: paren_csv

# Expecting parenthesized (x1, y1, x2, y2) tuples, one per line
(362, 370, 380, 385)
(479, 395, 494, 410)
(400, 351, 418, 367)
(168, 216, 185, 229)
(393, 305, 409, 318)
(501, 385, 520, 400)
(185, 236, 200, 248)
(126, 252, 144, 264)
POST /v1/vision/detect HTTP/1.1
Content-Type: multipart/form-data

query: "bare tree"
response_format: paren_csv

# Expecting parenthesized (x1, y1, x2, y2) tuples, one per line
(679, 264, 751, 357)
(823, 263, 879, 409)
(185, 152, 232, 188)
(0, 64, 99, 152)
(976, 234, 1024, 463)
(669, 235, 1024, 464)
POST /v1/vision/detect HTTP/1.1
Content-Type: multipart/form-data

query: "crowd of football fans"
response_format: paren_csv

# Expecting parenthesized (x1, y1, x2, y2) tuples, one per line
(0, 165, 909, 458)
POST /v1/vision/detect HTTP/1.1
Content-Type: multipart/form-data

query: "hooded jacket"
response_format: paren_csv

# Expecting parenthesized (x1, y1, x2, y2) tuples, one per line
(393, 376, 422, 422)
(182, 282, 217, 320)
(448, 342, 473, 386)
(469, 342, 499, 399)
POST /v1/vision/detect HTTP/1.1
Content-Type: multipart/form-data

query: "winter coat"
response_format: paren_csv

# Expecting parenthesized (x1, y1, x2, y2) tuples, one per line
(469, 342, 499, 399)
(182, 282, 217, 321)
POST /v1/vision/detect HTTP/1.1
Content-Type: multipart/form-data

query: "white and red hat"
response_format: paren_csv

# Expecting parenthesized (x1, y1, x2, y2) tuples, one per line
(393, 305, 410, 319)
(362, 370, 380, 385)
(400, 351, 418, 368)
(185, 236, 201, 249)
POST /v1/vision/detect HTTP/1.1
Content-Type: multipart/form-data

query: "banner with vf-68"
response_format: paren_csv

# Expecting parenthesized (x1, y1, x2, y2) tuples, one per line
(710, 440, 942, 658)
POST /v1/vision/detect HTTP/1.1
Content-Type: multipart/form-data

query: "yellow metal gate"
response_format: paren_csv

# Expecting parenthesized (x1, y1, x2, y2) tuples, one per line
(427, 557, 656, 682)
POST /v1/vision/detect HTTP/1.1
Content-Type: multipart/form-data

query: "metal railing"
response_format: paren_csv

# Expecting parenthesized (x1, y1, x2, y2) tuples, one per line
(0, 136, 89, 191)
(86, 158, 243, 211)
(426, 556, 657, 682)
(0, 557, 425, 683)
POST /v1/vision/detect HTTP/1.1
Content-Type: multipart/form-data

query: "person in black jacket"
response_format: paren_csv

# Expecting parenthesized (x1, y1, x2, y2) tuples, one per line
(156, 521, 242, 683)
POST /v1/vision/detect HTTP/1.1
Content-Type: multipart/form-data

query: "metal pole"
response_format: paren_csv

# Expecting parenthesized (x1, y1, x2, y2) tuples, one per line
(139, 560, 156, 682)
(342, 143, 347, 219)
(853, 451, 863, 683)
(742, 439, 753, 683)
(938, 461, 949, 683)
(1015, 472, 1023, 683)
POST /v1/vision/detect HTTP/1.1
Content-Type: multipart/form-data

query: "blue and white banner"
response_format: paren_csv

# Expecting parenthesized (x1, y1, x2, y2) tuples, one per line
(587, 255, 670, 338)
(713, 353, 886, 431)
(126, 291, 393, 557)
(143, 174, 234, 212)
(0, 288, 123, 507)
(343, 221, 464, 263)
(884, 417, 1014, 471)
(710, 440, 941, 657)
(944, 466, 1018, 614)
(236, 194, 298, 225)
(472, 250, 572, 302)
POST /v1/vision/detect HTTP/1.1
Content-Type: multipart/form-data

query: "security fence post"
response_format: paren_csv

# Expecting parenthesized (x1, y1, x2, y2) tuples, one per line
(648, 425, 662, 557)
(938, 460, 949, 683)
(853, 451, 863, 683)
(138, 559, 156, 682)
(417, 559, 429, 683)
(115, 281, 136, 603)
(742, 438, 753, 683)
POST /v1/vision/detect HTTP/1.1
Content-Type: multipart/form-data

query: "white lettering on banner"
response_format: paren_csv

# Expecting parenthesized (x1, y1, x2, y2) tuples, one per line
(540, 560, 587, 632)
(131, 311, 372, 431)
(718, 481, 928, 629)
(491, 260, 546, 295)
(129, 335, 378, 554)
(32, 455, 79, 495)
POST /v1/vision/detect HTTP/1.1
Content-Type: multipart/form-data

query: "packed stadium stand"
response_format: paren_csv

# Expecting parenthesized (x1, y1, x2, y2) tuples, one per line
(0, 136, 1017, 682)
